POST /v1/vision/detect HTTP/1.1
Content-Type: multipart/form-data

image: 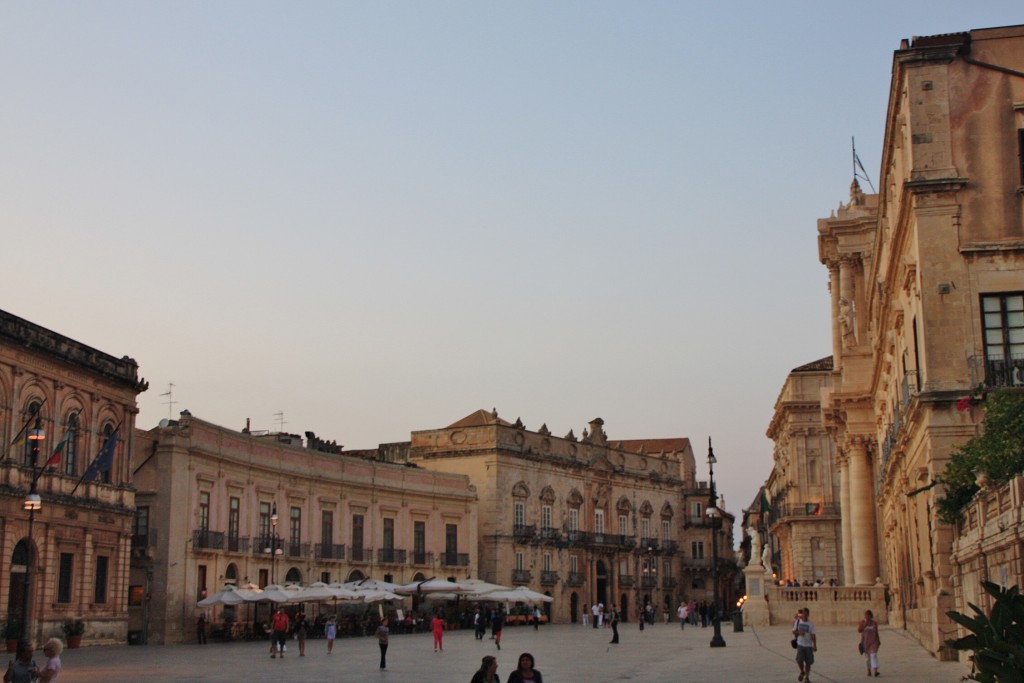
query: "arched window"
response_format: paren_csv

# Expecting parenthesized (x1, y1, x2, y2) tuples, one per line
(284, 567, 302, 585)
(60, 412, 80, 476)
(100, 422, 115, 484)
(22, 400, 43, 466)
(225, 563, 238, 583)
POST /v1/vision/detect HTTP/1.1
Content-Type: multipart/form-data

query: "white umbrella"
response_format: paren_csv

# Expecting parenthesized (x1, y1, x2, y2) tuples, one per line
(298, 581, 359, 602)
(358, 589, 405, 603)
(260, 584, 300, 603)
(458, 580, 512, 596)
(340, 578, 401, 593)
(198, 584, 243, 607)
(394, 578, 466, 595)
(481, 586, 553, 605)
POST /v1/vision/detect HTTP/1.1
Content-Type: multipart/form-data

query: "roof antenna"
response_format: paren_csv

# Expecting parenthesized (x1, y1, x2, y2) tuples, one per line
(852, 137, 876, 193)
(160, 382, 178, 420)
(274, 411, 287, 433)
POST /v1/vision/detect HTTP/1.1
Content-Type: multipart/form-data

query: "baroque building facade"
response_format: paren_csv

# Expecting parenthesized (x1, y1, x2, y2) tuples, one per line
(818, 25, 1024, 657)
(764, 357, 843, 586)
(130, 414, 477, 644)
(0, 308, 147, 645)
(404, 410, 736, 624)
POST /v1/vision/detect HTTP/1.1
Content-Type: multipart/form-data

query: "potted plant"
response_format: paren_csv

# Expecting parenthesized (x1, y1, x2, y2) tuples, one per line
(62, 619, 85, 648)
(1, 621, 18, 653)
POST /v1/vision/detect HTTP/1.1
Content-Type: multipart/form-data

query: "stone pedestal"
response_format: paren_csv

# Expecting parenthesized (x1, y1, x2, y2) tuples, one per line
(742, 565, 771, 627)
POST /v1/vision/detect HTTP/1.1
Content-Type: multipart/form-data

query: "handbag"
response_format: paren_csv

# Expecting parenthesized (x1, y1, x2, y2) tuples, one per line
(791, 638, 798, 649)
(858, 642, 865, 655)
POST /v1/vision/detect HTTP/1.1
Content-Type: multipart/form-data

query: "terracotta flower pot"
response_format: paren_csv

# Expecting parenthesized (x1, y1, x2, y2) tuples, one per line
(67, 635, 82, 649)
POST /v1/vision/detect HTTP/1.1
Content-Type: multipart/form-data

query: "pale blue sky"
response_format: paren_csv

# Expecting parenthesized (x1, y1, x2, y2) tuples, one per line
(2, 3, 1021, 527)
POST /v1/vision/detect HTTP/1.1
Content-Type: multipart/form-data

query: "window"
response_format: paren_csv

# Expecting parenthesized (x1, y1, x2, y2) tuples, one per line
(445, 524, 458, 555)
(128, 585, 144, 606)
(514, 502, 525, 527)
(290, 507, 301, 548)
(619, 515, 628, 536)
(662, 519, 671, 542)
(542, 505, 552, 530)
(198, 492, 210, 532)
(57, 553, 74, 603)
(197, 564, 207, 602)
(570, 555, 578, 573)
(352, 515, 364, 559)
(641, 517, 650, 539)
(691, 501, 702, 523)
(100, 422, 115, 483)
(808, 457, 820, 486)
(983, 294, 1024, 384)
(383, 518, 394, 551)
(414, 521, 426, 563)
(321, 510, 333, 546)
(62, 412, 80, 476)
(133, 506, 149, 544)
(228, 497, 240, 550)
(568, 508, 579, 532)
(543, 553, 551, 571)
(515, 552, 524, 571)
(321, 571, 330, 584)
(259, 502, 271, 545)
(691, 541, 705, 560)
(94, 555, 109, 603)
(595, 509, 605, 534)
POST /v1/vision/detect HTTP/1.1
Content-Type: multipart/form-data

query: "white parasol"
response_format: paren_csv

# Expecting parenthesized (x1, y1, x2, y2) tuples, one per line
(480, 586, 553, 605)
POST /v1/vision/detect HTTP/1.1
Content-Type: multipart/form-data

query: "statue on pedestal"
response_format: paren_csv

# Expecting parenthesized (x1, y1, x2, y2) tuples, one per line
(746, 526, 761, 566)
(761, 542, 772, 575)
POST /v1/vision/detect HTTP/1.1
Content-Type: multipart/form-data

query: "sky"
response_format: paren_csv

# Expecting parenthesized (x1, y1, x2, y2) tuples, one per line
(2, 2, 1022, 538)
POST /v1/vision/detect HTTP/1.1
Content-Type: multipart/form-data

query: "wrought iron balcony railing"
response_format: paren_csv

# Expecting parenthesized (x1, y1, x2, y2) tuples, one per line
(378, 548, 407, 564)
(441, 552, 470, 567)
(618, 574, 635, 587)
(540, 571, 559, 585)
(315, 543, 346, 560)
(192, 529, 225, 550)
(565, 572, 585, 586)
(411, 551, 433, 566)
(511, 570, 532, 584)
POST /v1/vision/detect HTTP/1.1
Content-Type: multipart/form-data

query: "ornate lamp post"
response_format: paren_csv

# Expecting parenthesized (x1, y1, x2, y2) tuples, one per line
(265, 503, 282, 584)
(22, 416, 45, 640)
(706, 438, 726, 648)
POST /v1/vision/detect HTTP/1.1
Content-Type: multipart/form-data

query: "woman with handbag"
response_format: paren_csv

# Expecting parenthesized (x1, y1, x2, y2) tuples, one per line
(858, 610, 881, 677)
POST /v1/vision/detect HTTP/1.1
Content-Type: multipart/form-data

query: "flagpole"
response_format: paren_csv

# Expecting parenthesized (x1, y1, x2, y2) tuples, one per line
(70, 418, 123, 497)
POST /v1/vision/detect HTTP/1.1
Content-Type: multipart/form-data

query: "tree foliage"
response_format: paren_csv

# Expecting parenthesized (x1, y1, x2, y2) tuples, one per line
(946, 581, 1024, 682)
(937, 390, 1024, 525)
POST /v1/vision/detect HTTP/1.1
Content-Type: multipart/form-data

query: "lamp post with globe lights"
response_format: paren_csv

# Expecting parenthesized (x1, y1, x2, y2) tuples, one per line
(706, 438, 726, 648)
(21, 416, 45, 640)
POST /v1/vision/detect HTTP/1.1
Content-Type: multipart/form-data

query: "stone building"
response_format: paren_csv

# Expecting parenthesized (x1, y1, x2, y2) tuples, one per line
(817, 25, 1024, 656)
(405, 410, 736, 624)
(764, 357, 843, 586)
(0, 308, 147, 645)
(129, 414, 477, 644)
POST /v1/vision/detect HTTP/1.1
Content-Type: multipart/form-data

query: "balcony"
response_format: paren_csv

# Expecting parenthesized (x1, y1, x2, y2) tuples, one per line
(564, 528, 587, 546)
(287, 541, 311, 559)
(565, 572, 585, 587)
(618, 574, 635, 587)
(513, 524, 537, 543)
(661, 540, 679, 555)
(226, 535, 250, 553)
(511, 570, 532, 585)
(441, 552, 470, 567)
(662, 576, 678, 589)
(378, 548, 407, 565)
(192, 529, 225, 551)
(638, 538, 660, 553)
(253, 536, 283, 556)
(539, 527, 562, 543)
(540, 571, 560, 586)
(411, 551, 433, 566)
(349, 547, 372, 563)
(970, 355, 1024, 389)
(775, 503, 840, 519)
(681, 557, 710, 569)
(641, 575, 658, 589)
(315, 543, 346, 561)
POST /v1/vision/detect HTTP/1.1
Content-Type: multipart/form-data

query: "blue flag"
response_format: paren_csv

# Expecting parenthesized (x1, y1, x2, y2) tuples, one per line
(82, 428, 119, 483)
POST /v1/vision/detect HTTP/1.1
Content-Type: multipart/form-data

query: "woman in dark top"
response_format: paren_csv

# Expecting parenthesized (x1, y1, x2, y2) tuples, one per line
(470, 655, 501, 683)
(506, 652, 542, 683)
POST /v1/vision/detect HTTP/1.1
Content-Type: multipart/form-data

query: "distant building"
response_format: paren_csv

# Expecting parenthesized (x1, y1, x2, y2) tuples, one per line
(404, 410, 736, 623)
(130, 414, 477, 644)
(0, 308, 147, 645)
(764, 357, 842, 586)
(818, 25, 1024, 657)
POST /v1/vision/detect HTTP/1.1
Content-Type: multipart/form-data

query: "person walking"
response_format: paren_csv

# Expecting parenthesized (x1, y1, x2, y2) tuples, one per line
(608, 605, 619, 644)
(376, 616, 390, 670)
(532, 607, 541, 631)
(506, 652, 543, 683)
(470, 655, 501, 683)
(793, 607, 817, 682)
(325, 615, 337, 654)
(492, 609, 504, 650)
(858, 610, 881, 677)
(196, 613, 208, 644)
(582, 604, 589, 628)
(37, 638, 62, 683)
(677, 602, 687, 630)
(270, 606, 290, 658)
(638, 604, 645, 631)
(293, 608, 308, 656)
(474, 608, 485, 640)
(591, 603, 599, 629)
(432, 612, 446, 652)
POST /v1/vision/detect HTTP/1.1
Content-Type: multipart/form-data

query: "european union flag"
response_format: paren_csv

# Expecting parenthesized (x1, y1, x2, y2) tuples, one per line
(82, 428, 119, 483)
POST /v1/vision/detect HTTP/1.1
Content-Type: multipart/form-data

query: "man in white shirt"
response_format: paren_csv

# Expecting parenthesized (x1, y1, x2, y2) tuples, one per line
(793, 607, 818, 682)
(591, 602, 600, 629)
(677, 602, 688, 630)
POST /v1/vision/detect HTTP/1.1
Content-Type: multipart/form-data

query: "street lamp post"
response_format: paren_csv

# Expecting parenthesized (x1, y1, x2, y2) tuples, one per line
(265, 504, 281, 584)
(22, 416, 45, 641)
(706, 438, 726, 648)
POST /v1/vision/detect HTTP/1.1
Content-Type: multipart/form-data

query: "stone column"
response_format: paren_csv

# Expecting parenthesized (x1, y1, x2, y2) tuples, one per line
(847, 438, 879, 585)
(829, 264, 842, 363)
(838, 453, 854, 585)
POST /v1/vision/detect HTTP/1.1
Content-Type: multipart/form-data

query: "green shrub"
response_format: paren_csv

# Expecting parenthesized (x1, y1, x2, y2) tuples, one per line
(946, 581, 1024, 681)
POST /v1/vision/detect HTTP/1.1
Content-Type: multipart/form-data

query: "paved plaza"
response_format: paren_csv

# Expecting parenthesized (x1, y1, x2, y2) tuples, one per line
(50, 621, 969, 682)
